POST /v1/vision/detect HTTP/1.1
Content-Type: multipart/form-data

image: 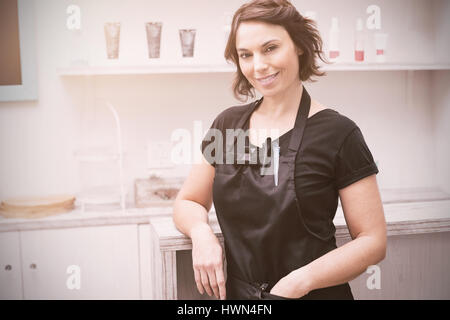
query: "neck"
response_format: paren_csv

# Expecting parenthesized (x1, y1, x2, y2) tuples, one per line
(258, 80, 303, 119)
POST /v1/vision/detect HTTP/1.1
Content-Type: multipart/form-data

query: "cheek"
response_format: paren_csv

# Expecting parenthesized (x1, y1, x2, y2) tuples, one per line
(282, 53, 300, 79)
(239, 62, 253, 81)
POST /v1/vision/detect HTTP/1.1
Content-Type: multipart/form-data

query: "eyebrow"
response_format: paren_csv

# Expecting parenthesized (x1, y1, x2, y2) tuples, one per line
(237, 39, 280, 52)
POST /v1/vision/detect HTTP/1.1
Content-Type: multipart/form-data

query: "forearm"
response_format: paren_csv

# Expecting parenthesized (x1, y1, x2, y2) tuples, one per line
(173, 198, 213, 239)
(299, 235, 386, 292)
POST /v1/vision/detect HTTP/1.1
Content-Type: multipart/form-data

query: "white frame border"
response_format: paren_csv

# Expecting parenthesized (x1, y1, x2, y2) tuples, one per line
(0, 0, 38, 101)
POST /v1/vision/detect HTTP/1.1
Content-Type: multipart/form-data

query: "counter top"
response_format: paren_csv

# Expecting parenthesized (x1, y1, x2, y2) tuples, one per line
(2, 188, 450, 234)
(0, 204, 172, 232)
(149, 200, 450, 251)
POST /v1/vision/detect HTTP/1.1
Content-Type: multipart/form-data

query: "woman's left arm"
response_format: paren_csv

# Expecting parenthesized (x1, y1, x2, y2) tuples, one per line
(271, 174, 387, 298)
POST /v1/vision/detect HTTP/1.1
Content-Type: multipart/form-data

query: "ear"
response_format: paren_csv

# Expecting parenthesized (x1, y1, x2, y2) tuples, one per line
(296, 47, 303, 55)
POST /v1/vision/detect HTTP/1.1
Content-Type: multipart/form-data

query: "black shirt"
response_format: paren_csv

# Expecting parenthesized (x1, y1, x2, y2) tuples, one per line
(201, 102, 379, 238)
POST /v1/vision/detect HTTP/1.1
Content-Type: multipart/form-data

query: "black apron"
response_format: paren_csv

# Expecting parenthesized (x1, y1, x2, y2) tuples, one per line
(212, 86, 354, 300)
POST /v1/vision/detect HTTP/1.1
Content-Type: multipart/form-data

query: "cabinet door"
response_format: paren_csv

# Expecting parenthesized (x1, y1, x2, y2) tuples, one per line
(0, 232, 23, 299)
(138, 224, 152, 299)
(20, 225, 140, 299)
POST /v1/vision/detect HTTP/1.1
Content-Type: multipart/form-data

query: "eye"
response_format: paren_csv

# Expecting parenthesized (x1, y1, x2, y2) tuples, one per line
(265, 45, 278, 53)
(239, 52, 251, 59)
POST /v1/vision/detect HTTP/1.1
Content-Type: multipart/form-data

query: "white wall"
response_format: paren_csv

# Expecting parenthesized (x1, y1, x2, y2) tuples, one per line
(0, 0, 449, 203)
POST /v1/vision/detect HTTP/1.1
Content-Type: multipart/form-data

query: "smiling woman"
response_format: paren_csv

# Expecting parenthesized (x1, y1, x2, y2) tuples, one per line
(224, 0, 327, 101)
(173, 0, 386, 301)
(236, 23, 299, 95)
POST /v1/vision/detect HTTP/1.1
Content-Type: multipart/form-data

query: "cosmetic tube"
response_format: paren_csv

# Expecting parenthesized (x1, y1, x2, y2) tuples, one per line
(329, 17, 340, 61)
(145, 22, 163, 59)
(354, 18, 365, 62)
(179, 29, 196, 57)
(374, 33, 388, 63)
(223, 12, 232, 50)
(104, 22, 121, 59)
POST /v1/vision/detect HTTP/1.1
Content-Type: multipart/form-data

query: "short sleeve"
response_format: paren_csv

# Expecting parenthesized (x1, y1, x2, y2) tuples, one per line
(335, 127, 379, 189)
(200, 115, 224, 167)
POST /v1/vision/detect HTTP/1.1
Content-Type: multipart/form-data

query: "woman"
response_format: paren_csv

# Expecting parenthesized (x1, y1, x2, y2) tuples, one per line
(173, 0, 386, 300)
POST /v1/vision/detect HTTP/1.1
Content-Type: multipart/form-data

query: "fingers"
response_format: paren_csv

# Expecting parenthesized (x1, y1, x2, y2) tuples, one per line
(194, 263, 226, 300)
(215, 267, 226, 300)
(193, 267, 204, 295)
(200, 268, 213, 297)
(192, 239, 225, 300)
(207, 267, 219, 299)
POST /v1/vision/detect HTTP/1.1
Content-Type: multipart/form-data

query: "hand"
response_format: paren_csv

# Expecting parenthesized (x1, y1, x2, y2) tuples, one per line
(191, 224, 226, 300)
(270, 267, 312, 299)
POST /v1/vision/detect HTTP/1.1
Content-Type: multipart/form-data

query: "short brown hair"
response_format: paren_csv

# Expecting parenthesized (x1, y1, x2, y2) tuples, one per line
(224, 0, 328, 101)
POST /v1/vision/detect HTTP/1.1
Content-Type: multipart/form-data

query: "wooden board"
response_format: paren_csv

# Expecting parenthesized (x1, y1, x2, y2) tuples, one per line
(0, 195, 75, 219)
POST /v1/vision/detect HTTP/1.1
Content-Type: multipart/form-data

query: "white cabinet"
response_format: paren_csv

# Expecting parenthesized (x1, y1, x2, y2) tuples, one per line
(19, 225, 140, 299)
(0, 232, 23, 299)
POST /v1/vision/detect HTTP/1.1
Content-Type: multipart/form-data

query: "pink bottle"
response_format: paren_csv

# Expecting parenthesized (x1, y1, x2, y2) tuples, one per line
(328, 17, 340, 61)
(354, 18, 365, 62)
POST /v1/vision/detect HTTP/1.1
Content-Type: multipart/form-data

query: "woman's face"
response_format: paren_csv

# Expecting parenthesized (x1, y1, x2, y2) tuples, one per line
(236, 21, 301, 97)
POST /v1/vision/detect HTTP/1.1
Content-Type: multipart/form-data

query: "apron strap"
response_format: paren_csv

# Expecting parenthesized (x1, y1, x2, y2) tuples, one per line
(226, 98, 262, 155)
(288, 86, 311, 153)
(227, 85, 311, 161)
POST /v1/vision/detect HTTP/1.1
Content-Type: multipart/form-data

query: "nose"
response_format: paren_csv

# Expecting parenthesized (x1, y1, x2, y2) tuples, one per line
(253, 53, 268, 74)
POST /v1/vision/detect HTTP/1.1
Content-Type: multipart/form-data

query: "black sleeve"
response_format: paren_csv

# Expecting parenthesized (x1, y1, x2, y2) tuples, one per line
(200, 115, 224, 167)
(335, 127, 379, 189)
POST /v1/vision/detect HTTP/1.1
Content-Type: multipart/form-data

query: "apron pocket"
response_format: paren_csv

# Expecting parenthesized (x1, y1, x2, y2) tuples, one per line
(261, 291, 299, 300)
(226, 273, 261, 300)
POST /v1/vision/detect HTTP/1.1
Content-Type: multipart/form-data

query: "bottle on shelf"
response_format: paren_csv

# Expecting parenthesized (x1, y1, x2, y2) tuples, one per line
(354, 18, 365, 62)
(328, 17, 340, 62)
(374, 33, 389, 63)
(223, 12, 233, 49)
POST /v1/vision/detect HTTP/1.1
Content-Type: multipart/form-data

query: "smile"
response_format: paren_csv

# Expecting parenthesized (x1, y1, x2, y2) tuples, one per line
(256, 72, 279, 86)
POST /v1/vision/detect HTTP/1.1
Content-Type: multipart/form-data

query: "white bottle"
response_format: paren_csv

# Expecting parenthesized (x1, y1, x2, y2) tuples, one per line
(223, 12, 233, 52)
(374, 33, 388, 63)
(329, 17, 340, 62)
(354, 18, 365, 62)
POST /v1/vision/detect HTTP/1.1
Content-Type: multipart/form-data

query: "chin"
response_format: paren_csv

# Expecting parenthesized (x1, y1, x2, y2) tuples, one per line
(256, 86, 281, 97)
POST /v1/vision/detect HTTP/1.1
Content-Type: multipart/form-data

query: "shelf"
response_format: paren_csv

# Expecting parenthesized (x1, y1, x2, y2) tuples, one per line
(323, 63, 450, 71)
(57, 64, 236, 76)
(57, 63, 450, 76)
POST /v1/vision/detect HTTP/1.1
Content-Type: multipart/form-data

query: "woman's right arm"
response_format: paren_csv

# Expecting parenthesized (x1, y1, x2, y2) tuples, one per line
(172, 156, 226, 300)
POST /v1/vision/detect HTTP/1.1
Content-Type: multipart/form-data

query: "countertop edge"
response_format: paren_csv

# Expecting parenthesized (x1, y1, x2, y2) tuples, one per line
(1, 201, 450, 237)
(153, 217, 450, 251)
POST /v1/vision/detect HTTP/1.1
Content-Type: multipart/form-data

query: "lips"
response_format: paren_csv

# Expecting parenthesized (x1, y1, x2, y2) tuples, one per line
(256, 72, 279, 86)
